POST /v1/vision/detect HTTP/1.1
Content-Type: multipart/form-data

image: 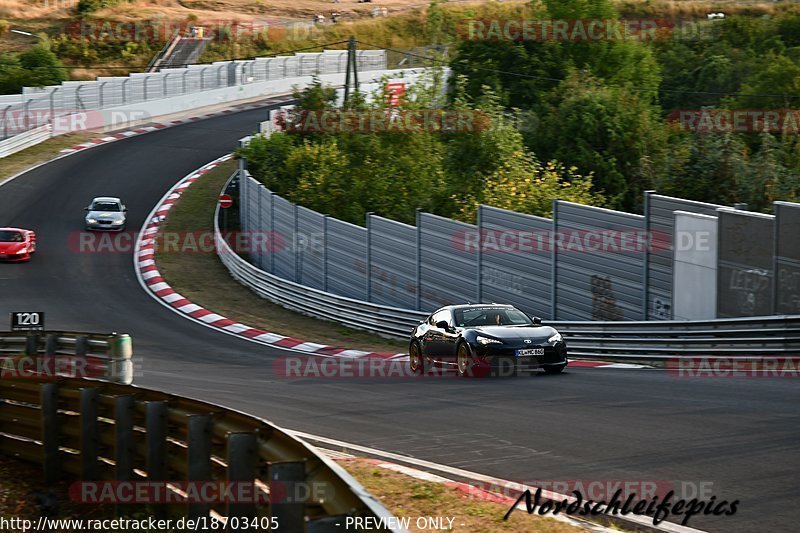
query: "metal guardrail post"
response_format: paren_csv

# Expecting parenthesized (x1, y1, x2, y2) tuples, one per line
(25, 333, 39, 356)
(98, 82, 106, 108)
(188, 415, 213, 520)
(322, 215, 329, 292)
(642, 190, 654, 320)
(45, 334, 58, 355)
(122, 78, 129, 105)
(269, 461, 306, 531)
(75, 336, 88, 357)
(115, 395, 135, 481)
(163, 73, 171, 98)
(476, 205, 483, 303)
(41, 382, 60, 484)
(294, 204, 300, 283)
(80, 387, 99, 480)
(182, 70, 188, 94)
(226, 433, 259, 525)
(146, 401, 168, 480)
(415, 208, 422, 311)
(1, 104, 10, 139)
(366, 212, 373, 302)
(270, 192, 276, 274)
(551, 199, 559, 320)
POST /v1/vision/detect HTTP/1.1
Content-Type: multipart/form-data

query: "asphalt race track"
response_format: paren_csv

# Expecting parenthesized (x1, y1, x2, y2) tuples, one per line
(1, 106, 798, 532)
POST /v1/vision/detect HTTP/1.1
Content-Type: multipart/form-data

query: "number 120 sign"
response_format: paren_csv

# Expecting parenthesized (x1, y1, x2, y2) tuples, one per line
(11, 312, 44, 331)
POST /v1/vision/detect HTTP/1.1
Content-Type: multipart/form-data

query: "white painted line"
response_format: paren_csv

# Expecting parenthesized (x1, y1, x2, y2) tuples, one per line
(148, 282, 169, 292)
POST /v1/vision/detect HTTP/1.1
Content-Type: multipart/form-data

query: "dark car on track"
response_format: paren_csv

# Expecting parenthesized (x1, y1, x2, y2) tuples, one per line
(409, 304, 568, 377)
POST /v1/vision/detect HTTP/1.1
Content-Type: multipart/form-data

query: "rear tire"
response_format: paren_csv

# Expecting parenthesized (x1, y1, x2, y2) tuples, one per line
(544, 363, 566, 374)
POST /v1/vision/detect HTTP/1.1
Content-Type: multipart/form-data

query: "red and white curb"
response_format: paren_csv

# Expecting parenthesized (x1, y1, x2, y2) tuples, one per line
(60, 101, 281, 154)
(134, 154, 406, 360)
(134, 154, 648, 368)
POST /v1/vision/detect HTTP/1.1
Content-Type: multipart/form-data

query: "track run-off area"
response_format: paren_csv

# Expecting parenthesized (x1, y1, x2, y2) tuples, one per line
(1, 103, 798, 532)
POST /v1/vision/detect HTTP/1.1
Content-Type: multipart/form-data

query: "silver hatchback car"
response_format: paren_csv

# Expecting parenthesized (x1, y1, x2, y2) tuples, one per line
(85, 197, 127, 231)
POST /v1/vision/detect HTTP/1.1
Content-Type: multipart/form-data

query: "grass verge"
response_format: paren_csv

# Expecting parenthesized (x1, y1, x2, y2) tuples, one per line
(0, 132, 96, 184)
(338, 457, 584, 533)
(156, 159, 407, 354)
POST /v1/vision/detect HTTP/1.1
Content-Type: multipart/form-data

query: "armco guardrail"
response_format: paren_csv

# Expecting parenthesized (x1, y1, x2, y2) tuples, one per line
(215, 173, 800, 361)
(551, 315, 800, 361)
(0, 331, 133, 384)
(0, 376, 398, 531)
(0, 123, 51, 158)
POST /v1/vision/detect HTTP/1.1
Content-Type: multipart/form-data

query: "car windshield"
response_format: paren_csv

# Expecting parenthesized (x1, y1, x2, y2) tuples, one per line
(92, 202, 121, 212)
(0, 231, 23, 242)
(454, 307, 533, 327)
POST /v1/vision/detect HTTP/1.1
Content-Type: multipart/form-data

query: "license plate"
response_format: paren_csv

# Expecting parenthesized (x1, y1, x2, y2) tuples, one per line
(516, 348, 544, 357)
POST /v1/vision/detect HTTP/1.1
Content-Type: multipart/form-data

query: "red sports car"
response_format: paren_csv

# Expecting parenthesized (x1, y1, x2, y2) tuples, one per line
(0, 228, 36, 262)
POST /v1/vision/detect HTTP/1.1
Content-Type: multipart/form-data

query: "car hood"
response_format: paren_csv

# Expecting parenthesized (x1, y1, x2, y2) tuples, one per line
(472, 325, 557, 343)
(87, 211, 125, 221)
(0, 242, 26, 253)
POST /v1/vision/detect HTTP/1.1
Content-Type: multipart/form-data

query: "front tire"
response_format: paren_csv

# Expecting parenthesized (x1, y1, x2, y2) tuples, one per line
(409, 341, 424, 375)
(544, 363, 566, 374)
(456, 343, 471, 377)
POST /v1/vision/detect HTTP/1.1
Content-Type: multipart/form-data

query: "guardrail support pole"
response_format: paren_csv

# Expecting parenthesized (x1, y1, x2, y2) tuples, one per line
(80, 387, 99, 480)
(269, 461, 306, 531)
(41, 382, 60, 484)
(415, 208, 422, 311)
(188, 415, 213, 520)
(146, 401, 168, 520)
(115, 395, 135, 482)
(226, 433, 258, 526)
(25, 333, 39, 356)
(75, 336, 88, 357)
(45, 334, 58, 355)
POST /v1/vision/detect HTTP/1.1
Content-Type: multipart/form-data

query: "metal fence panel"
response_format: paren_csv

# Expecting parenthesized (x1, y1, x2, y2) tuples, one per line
(327, 218, 368, 300)
(479, 205, 552, 319)
(646, 194, 723, 320)
(717, 209, 775, 317)
(554, 201, 646, 321)
(774, 202, 800, 315)
(272, 195, 296, 282)
(368, 215, 417, 309)
(419, 213, 477, 312)
(296, 206, 325, 290)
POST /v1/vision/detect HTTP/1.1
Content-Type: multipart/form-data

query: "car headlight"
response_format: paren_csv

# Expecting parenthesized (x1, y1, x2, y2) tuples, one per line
(15, 248, 27, 254)
(111, 219, 124, 225)
(548, 332, 563, 344)
(86, 218, 97, 224)
(477, 336, 502, 345)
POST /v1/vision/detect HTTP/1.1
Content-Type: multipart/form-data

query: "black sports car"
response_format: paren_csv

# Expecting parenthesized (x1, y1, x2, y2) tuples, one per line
(409, 304, 568, 377)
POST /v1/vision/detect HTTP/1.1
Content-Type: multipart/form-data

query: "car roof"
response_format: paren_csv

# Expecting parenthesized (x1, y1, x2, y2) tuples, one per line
(439, 304, 515, 312)
(91, 196, 122, 203)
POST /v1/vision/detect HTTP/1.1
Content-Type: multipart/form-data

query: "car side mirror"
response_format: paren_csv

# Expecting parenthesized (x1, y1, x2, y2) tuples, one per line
(533, 317, 542, 325)
(435, 320, 450, 331)
(123, 207, 128, 212)
(84, 207, 90, 211)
